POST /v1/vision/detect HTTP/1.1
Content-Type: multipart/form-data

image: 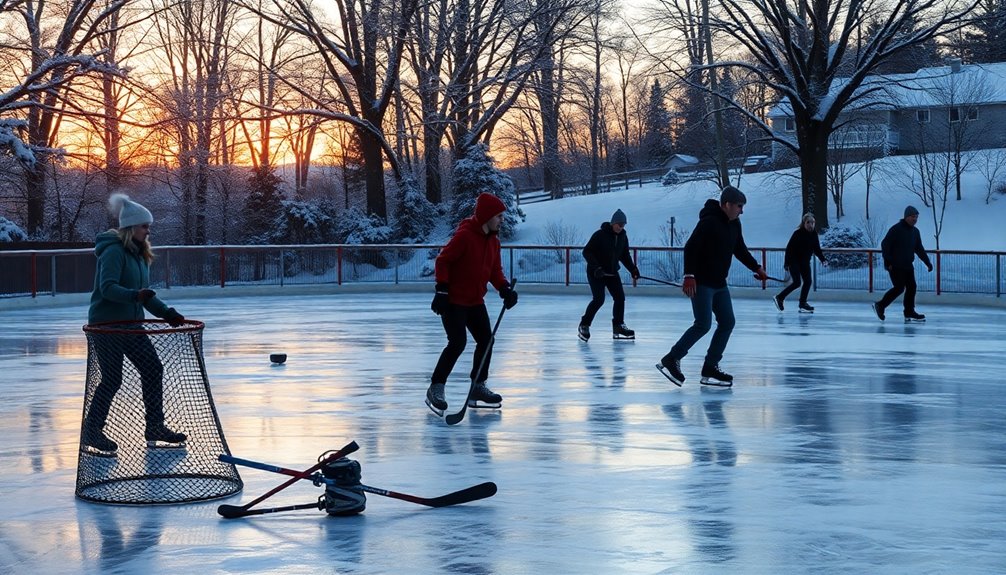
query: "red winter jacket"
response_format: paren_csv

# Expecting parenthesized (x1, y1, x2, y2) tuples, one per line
(435, 195, 509, 306)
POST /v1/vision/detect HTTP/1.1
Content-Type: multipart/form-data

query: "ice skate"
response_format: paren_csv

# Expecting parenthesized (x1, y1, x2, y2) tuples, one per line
(467, 382, 502, 409)
(700, 364, 734, 387)
(612, 322, 635, 340)
(772, 294, 784, 311)
(145, 424, 187, 448)
(904, 310, 926, 323)
(872, 301, 886, 321)
(655, 357, 685, 387)
(81, 429, 118, 457)
(578, 324, 590, 342)
(426, 383, 447, 416)
(798, 302, 814, 313)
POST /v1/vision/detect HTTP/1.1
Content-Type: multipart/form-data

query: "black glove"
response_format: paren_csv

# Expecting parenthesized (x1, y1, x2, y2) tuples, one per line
(499, 283, 518, 310)
(630, 266, 640, 280)
(926, 262, 933, 272)
(164, 308, 185, 327)
(593, 268, 606, 279)
(137, 289, 156, 303)
(431, 283, 450, 315)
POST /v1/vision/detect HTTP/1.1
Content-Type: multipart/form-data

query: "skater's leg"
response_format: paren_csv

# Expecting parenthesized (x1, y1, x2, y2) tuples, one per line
(877, 269, 907, 309)
(703, 287, 736, 368)
(608, 277, 626, 325)
(124, 334, 166, 428)
(468, 304, 493, 383)
(797, 261, 813, 304)
(668, 285, 713, 361)
(432, 305, 470, 384)
(778, 271, 801, 301)
(581, 275, 607, 326)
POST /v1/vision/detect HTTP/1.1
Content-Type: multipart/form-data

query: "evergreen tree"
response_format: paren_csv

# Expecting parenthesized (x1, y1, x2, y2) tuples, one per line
(950, 0, 1006, 63)
(449, 144, 525, 240)
(671, 82, 710, 159)
(393, 177, 436, 242)
(641, 80, 673, 167)
(243, 165, 285, 243)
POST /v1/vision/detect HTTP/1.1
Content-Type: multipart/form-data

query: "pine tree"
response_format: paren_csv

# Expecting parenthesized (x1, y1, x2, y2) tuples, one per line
(641, 80, 673, 167)
(953, 0, 1006, 63)
(243, 165, 285, 243)
(449, 144, 525, 240)
(393, 177, 436, 242)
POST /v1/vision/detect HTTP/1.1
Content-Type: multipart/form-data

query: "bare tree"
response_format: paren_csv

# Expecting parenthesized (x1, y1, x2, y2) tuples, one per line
(646, 0, 978, 229)
(974, 148, 1006, 204)
(0, 0, 131, 236)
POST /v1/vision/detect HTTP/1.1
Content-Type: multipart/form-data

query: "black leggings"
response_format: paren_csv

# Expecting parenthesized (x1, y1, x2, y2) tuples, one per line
(580, 274, 626, 326)
(86, 333, 165, 430)
(778, 260, 813, 304)
(431, 303, 493, 385)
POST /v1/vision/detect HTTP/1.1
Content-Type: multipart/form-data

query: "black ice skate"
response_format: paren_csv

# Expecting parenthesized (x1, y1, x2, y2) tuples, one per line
(700, 364, 734, 387)
(612, 323, 635, 340)
(578, 324, 590, 342)
(426, 383, 448, 416)
(772, 294, 784, 311)
(904, 310, 926, 323)
(82, 429, 118, 457)
(145, 425, 187, 448)
(872, 301, 886, 321)
(467, 382, 502, 409)
(655, 357, 685, 387)
(798, 302, 815, 313)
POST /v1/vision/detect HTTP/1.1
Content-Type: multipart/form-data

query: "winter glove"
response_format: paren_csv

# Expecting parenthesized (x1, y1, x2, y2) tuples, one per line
(682, 276, 697, 298)
(753, 268, 769, 282)
(593, 268, 606, 279)
(137, 289, 156, 303)
(431, 283, 450, 315)
(630, 266, 640, 281)
(499, 283, 519, 310)
(164, 308, 185, 327)
(926, 262, 933, 272)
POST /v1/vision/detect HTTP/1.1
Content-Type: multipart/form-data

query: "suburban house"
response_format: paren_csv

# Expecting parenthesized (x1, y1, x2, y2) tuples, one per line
(768, 60, 1006, 164)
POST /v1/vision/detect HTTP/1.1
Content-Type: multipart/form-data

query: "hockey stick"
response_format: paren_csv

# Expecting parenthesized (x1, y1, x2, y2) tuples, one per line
(220, 500, 324, 518)
(445, 278, 517, 426)
(757, 274, 787, 283)
(638, 275, 682, 288)
(216, 440, 359, 519)
(222, 454, 498, 508)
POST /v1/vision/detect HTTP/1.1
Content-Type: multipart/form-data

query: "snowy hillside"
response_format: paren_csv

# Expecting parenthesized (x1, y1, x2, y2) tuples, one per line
(510, 154, 1006, 251)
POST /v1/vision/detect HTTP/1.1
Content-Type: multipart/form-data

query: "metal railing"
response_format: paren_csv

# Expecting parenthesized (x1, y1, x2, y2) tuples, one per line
(1, 244, 1003, 299)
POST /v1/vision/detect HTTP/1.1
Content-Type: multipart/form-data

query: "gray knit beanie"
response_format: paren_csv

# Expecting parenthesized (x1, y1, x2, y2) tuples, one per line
(720, 185, 747, 205)
(904, 205, 919, 218)
(610, 209, 627, 225)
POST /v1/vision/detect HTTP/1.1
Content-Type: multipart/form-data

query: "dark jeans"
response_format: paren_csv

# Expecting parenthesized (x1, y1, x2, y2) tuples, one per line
(580, 274, 626, 327)
(665, 284, 735, 368)
(432, 303, 493, 385)
(86, 333, 165, 430)
(778, 260, 813, 304)
(877, 267, 918, 313)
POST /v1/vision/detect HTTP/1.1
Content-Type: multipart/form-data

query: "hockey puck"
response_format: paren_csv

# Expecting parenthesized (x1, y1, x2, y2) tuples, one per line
(270, 353, 287, 364)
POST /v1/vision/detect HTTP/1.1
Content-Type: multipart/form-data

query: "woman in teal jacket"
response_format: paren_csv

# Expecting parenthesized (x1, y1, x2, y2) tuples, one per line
(83, 194, 186, 456)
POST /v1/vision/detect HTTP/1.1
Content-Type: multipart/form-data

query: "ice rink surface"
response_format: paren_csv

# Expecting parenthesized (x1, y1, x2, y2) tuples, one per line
(1, 289, 1004, 574)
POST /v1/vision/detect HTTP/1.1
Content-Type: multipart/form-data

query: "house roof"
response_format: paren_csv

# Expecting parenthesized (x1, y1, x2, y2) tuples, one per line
(769, 61, 1006, 118)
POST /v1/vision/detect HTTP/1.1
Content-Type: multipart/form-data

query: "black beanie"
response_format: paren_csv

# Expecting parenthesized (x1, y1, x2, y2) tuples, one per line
(720, 185, 746, 205)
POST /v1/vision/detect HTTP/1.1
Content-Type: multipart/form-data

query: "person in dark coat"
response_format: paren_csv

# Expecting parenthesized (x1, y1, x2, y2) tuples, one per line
(426, 193, 518, 415)
(578, 209, 640, 341)
(83, 193, 187, 456)
(873, 205, 933, 322)
(773, 213, 828, 312)
(656, 186, 768, 387)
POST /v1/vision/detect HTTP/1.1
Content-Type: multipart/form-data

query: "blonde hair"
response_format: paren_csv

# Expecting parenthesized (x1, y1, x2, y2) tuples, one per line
(110, 227, 155, 264)
(800, 213, 816, 228)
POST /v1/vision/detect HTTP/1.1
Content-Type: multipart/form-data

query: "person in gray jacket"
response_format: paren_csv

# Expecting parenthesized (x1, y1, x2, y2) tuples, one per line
(83, 194, 186, 456)
(872, 205, 933, 322)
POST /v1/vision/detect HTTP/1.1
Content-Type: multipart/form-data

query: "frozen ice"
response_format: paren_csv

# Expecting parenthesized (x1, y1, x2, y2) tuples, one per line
(1, 290, 1004, 574)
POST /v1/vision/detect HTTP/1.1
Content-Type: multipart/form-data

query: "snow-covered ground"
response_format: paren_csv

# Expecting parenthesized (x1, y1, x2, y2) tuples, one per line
(511, 155, 1006, 251)
(2, 292, 1004, 574)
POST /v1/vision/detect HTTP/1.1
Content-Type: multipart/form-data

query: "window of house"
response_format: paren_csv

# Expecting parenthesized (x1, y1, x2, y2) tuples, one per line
(966, 108, 979, 121)
(784, 118, 796, 132)
(949, 108, 960, 122)
(916, 109, 930, 123)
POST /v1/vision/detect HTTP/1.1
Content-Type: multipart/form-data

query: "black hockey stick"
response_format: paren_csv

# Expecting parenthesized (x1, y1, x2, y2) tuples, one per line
(758, 274, 787, 283)
(638, 275, 682, 288)
(220, 499, 325, 518)
(445, 278, 516, 426)
(222, 454, 498, 508)
(216, 440, 359, 519)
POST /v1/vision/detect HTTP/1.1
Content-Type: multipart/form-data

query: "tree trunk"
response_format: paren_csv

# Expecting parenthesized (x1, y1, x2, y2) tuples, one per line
(359, 128, 387, 219)
(797, 122, 831, 229)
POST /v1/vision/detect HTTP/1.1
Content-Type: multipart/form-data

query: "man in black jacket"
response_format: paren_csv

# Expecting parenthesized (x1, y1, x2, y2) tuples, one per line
(578, 209, 640, 341)
(873, 205, 933, 322)
(656, 186, 768, 387)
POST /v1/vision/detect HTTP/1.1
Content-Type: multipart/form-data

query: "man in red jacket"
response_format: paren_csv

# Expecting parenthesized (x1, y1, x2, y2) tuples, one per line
(427, 193, 519, 416)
